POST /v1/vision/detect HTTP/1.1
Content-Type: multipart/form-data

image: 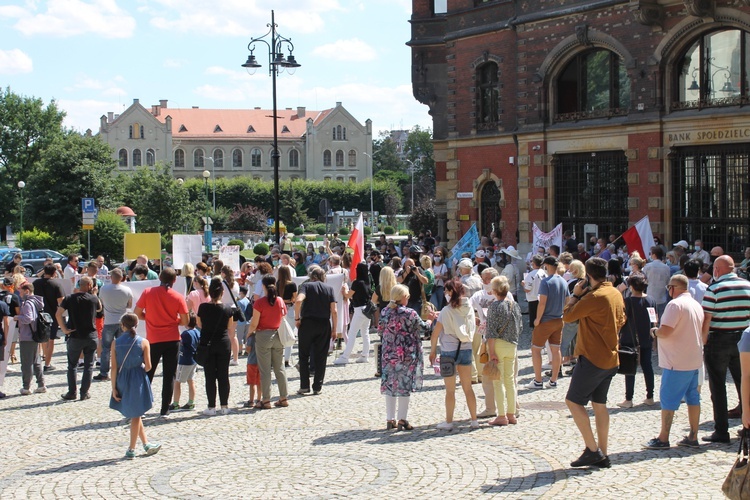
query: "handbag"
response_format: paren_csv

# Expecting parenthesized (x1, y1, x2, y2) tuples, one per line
(223, 280, 247, 323)
(362, 300, 377, 320)
(723, 428, 750, 499)
(420, 285, 433, 320)
(617, 306, 640, 376)
(278, 316, 297, 348)
(482, 359, 501, 381)
(195, 340, 211, 367)
(439, 339, 462, 378)
(479, 339, 489, 364)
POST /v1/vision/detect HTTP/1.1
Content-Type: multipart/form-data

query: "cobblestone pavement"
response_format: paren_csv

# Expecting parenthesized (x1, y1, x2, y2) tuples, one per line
(0, 327, 739, 499)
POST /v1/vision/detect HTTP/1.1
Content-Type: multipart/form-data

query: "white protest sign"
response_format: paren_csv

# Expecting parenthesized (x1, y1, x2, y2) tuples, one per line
(219, 245, 240, 273)
(172, 235, 203, 270)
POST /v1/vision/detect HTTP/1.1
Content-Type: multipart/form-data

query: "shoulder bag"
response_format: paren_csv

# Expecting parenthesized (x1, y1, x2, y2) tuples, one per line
(439, 339, 462, 378)
(223, 280, 247, 323)
(617, 305, 640, 376)
(362, 300, 378, 320)
(277, 298, 297, 347)
(723, 428, 750, 499)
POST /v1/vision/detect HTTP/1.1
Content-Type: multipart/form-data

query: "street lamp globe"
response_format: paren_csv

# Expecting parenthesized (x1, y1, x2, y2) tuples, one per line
(17, 181, 25, 189)
(202, 170, 211, 179)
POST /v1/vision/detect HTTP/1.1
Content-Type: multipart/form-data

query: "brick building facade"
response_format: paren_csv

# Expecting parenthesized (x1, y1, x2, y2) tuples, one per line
(409, 0, 750, 255)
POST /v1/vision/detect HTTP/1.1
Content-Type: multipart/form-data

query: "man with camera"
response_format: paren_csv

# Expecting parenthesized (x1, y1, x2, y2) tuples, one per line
(562, 257, 625, 468)
(398, 258, 428, 315)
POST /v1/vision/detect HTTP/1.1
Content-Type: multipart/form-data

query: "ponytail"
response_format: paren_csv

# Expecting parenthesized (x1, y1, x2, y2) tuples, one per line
(262, 274, 278, 303)
(120, 312, 139, 337)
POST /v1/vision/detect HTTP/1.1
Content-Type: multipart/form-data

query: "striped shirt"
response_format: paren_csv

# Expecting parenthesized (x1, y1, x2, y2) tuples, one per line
(702, 273, 750, 333)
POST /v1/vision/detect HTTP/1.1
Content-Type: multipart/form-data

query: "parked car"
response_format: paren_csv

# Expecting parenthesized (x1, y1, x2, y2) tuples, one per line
(0, 249, 67, 276)
(0, 248, 22, 259)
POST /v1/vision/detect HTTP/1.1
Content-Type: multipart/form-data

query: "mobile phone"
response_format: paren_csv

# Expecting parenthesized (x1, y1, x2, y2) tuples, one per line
(581, 279, 590, 289)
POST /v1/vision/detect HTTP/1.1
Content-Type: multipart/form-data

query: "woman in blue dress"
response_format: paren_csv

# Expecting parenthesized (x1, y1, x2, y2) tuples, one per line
(379, 284, 434, 431)
(110, 313, 161, 459)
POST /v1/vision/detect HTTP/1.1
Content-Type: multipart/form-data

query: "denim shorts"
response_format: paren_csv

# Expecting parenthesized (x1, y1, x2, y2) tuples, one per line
(660, 368, 700, 411)
(440, 348, 473, 366)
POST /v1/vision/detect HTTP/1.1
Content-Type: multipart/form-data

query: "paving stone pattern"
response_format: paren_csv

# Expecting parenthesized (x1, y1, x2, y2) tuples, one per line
(0, 327, 739, 498)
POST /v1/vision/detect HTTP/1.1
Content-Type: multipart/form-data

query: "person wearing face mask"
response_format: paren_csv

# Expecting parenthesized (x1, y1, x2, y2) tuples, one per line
(699, 246, 724, 285)
(431, 251, 449, 310)
(470, 267, 504, 418)
(690, 239, 710, 267)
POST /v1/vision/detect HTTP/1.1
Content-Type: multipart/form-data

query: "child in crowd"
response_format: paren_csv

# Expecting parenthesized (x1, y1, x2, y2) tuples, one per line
(171, 313, 200, 411)
(236, 286, 250, 356)
(243, 331, 261, 408)
(110, 313, 161, 459)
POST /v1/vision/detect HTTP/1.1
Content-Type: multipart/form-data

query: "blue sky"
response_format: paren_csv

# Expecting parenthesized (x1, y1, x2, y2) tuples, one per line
(0, 0, 431, 136)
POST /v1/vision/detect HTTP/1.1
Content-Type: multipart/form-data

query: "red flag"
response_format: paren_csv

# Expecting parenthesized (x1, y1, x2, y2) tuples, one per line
(347, 213, 364, 280)
(621, 216, 655, 261)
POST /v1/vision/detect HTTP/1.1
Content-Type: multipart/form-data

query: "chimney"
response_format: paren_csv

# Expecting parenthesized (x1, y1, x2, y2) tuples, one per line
(336, 101, 342, 107)
(192, 106, 199, 109)
(297, 106, 305, 118)
(159, 99, 168, 108)
(108, 112, 114, 123)
(151, 105, 160, 116)
(133, 98, 139, 105)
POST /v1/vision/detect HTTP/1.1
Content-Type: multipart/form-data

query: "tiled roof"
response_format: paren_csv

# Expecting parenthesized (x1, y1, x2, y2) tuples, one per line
(154, 107, 333, 139)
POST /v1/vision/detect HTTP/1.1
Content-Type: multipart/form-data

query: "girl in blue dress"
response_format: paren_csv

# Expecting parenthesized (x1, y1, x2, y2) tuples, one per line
(110, 313, 161, 459)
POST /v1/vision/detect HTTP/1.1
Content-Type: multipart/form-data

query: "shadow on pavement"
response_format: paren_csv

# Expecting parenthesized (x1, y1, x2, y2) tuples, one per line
(27, 457, 124, 475)
(480, 466, 596, 493)
(312, 421, 482, 446)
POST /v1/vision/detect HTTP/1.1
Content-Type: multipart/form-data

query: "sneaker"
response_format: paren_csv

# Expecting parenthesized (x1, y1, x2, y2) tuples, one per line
(546, 380, 558, 389)
(93, 374, 110, 381)
(594, 456, 611, 468)
(80, 393, 91, 401)
(158, 413, 170, 420)
(677, 436, 700, 448)
(644, 437, 670, 449)
(296, 388, 311, 395)
(313, 389, 322, 395)
(219, 407, 230, 415)
(169, 402, 180, 411)
(43, 365, 55, 372)
(642, 398, 656, 406)
(570, 447, 605, 467)
(125, 448, 136, 460)
(143, 443, 162, 456)
(617, 400, 633, 409)
(525, 379, 544, 390)
(545, 370, 564, 378)
(355, 356, 369, 363)
(229, 359, 238, 366)
(202, 408, 216, 416)
(181, 402, 195, 410)
(0, 391, 5, 399)
(477, 409, 497, 419)
(34, 386, 47, 394)
(20, 388, 32, 396)
(702, 432, 731, 443)
(469, 420, 480, 429)
(61, 392, 77, 401)
(541, 363, 552, 370)
(333, 357, 348, 365)
(436, 421, 454, 431)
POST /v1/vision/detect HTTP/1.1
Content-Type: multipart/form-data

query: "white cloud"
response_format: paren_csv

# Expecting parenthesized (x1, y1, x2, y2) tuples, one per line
(64, 74, 128, 99)
(0, 49, 33, 75)
(163, 58, 186, 69)
(2, 0, 136, 38)
(58, 98, 128, 132)
(312, 38, 377, 62)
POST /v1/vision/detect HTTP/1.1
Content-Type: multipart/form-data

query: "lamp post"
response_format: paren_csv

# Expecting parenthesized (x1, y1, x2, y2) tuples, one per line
(405, 159, 418, 214)
(202, 156, 216, 213)
(242, 9, 301, 246)
(363, 152, 375, 233)
(17, 180, 25, 248)
(202, 170, 211, 252)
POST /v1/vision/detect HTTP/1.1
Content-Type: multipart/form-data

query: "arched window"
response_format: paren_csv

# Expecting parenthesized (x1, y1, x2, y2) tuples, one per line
(479, 182, 502, 239)
(118, 148, 128, 168)
(337, 176, 345, 182)
(129, 123, 144, 139)
(233, 149, 243, 168)
(556, 49, 630, 121)
(349, 176, 357, 182)
(132, 149, 142, 167)
(251, 148, 262, 167)
(332, 126, 337, 139)
(289, 149, 299, 168)
(324, 176, 332, 181)
(336, 125, 342, 140)
(146, 148, 155, 166)
(675, 29, 749, 109)
(348, 150, 357, 167)
(477, 63, 499, 129)
(174, 149, 185, 169)
(335, 150, 344, 167)
(213, 149, 224, 169)
(323, 150, 332, 167)
(194, 149, 205, 169)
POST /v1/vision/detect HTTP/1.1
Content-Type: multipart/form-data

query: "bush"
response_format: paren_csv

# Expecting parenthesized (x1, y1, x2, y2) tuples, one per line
(305, 235, 318, 242)
(253, 242, 269, 256)
(363, 226, 372, 236)
(312, 224, 327, 235)
(60, 243, 83, 259)
(384, 226, 396, 235)
(338, 227, 349, 236)
(399, 229, 413, 236)
(409, 199, 438, 235)
(91, 211, 129, 262)
(292, 227, 304, 236)
(228, 204, 268, 232)
(162, 235, 172, 254)
(19, 228, 54, 250)
(228, 239, 245, 251)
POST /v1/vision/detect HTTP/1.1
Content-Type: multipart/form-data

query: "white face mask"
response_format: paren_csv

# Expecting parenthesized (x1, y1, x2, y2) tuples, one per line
(434, 256, 441, 262)
(695, 246, 701, 251)
(482, 283, 492, 292)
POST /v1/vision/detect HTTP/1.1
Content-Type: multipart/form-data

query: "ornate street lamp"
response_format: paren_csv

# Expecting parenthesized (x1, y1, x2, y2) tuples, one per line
(17, 180, 25, 248)
(242, 10, 301, 245)
(202, 169, 212, 252)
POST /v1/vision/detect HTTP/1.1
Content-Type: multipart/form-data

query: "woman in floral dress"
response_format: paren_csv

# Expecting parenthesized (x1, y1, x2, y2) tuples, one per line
(379, 284, 434, 431)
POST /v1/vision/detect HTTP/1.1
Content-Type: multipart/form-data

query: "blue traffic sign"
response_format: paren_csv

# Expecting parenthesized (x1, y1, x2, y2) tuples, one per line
(81, 198, 96, 213)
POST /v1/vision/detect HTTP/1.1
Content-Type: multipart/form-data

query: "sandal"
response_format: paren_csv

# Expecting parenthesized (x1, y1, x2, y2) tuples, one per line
(242, 400, 254, 408)
(386, 420, 397, 430)
(397, 419, 414, 431)
(506, 413, 517, 425)
(489, 416, 509, 426)
(274, 399, 289, 408)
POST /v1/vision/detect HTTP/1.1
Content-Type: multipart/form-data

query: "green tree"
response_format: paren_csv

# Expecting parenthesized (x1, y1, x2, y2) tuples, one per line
(404, 125, 435, 202)
(409, 199, 437, 234)
(228, 204, 268, 232)
(0, 88, 66, 232)
(372, 133, 404, 174)
(280, 181, 310, 229)
(26, 131, 118, 238)
(91, 210, 129, 262)
(120, 164, 191, 236)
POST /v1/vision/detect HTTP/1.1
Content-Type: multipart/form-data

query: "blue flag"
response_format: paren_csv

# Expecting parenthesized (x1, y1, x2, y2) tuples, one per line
(448, 223, 480, 267)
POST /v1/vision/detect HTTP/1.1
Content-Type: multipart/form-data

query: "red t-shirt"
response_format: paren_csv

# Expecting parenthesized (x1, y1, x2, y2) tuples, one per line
(136, 285, 189, 343)
(253, 296, 286, 330)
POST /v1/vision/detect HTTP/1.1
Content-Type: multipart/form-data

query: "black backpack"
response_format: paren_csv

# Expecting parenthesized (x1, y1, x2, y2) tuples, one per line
(30, 301, 54, 343)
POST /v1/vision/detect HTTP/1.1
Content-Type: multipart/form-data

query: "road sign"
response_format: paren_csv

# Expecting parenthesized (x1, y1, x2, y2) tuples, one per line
(81, 198, 96, 213)
(201, 216, 213, 225)
(82, 224, 94, 230)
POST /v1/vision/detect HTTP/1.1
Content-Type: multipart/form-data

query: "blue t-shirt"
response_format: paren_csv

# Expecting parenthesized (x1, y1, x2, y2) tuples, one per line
(538, 274, 569, 323)
(739, 327, 750, 353)
(237, 296, 250, 327)
(178, 328, 201, 365)
(246, 334, 258, 365)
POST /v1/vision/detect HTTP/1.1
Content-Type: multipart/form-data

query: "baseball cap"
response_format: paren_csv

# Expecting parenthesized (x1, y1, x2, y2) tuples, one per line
(457, 258, 473, 270)
(2, 277, 13, 286)
(673, 240, 689, 249)
(409, 245, 422, 254)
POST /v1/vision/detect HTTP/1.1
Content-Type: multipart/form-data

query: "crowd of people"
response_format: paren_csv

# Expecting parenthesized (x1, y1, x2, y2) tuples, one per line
(1, 228, 750, 468)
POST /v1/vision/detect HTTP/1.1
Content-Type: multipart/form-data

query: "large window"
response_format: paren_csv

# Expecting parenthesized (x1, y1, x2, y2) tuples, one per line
(146, 148, 155, 166)
(675, 29, 749, 109)
(323, 150, 332, 167)
(556, 49, 630, 121)
(118, 149, 128, 168)
(477, 62, 499, 130)
(213, 149, 224, 169)
(336, 150, 344, 167)
(132, 149, 142, 167)
(251, 148, 262, 167)
(233, 149, 243, 168)
(174, 149, 185, 169)
(554, 151, 629, 240)
(672, 145, 750, 254)
(194, 149, 204, 169)
(289, 149, 299, 168)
